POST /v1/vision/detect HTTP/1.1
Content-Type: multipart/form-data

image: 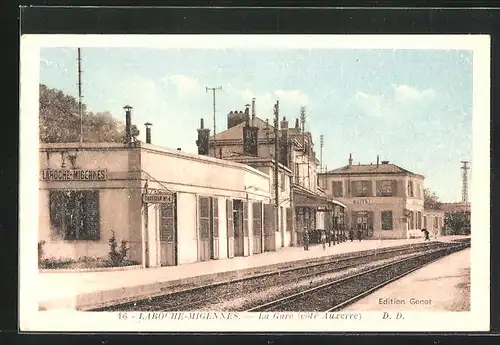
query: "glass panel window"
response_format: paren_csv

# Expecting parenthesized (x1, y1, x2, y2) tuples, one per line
(49, 190, 100, 240)
(381, 211, 393, 230)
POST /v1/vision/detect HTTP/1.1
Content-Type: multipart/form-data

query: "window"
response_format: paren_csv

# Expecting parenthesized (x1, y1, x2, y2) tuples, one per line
(294, 163, 300, 184)
(332, 181, 343, 197)
(409, 211, 415, 229)
(424, 216, 427, 228)
(49, 190, 100, 240)
(353, 180, 371, 197)
(381, 211, 393, 230)
(408, 181, 414, 197)
(280, 172, 286, 191)
(376, 180, 395, 197)
(434, 216, 438, 228)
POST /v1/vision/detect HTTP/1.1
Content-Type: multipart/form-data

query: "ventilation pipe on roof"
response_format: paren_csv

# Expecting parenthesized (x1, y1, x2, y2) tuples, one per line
(377, 154, 379, 168)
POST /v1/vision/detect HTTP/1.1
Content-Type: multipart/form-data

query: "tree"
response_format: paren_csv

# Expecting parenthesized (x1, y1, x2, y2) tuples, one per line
(424, 188, 442, 210)
(39, 84, 128, 143)
(444, 211, 471, 235)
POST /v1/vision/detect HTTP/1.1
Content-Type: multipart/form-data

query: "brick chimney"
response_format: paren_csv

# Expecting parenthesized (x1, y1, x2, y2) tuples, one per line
(348, 153, 353, 166)
(251, 98, 256, 124)
(295, 118, 300, 129)
(196, 118, 210, 155)
(280, 116, 288, 130)
(227, 110, 246, 129)
(123, 105, 133, 145)
(144, 122, 153, 144)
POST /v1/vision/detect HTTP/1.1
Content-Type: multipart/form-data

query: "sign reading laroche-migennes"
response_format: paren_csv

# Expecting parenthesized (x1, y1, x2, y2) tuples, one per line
(40, 169, 108, 181)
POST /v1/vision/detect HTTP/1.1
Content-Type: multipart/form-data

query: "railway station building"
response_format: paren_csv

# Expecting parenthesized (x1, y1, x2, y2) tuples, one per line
(197, 99, 345, 246)
(318, 155, 425, 239)
(39, 113, 277, 268)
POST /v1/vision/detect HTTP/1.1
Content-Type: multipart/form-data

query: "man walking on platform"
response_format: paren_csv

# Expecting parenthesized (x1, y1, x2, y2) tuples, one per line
(303, 229, 309, 251)
(349, 226, 354, 242)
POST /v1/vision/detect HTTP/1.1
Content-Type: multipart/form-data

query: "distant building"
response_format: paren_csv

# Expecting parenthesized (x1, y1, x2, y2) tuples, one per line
(441, 202, 471, 214)
(423, 209, 446, 237)
(195, 99, 345, 247)
(318, 155, 425, 239)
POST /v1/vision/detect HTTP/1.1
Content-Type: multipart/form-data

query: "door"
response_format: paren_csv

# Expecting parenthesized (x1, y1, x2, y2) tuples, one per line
(211, 197, 219, 259)
(252, 202, 263, 254)
(233, 200, 244, 256)
(160, 193, 177, 266)
(198, 196, 212, 261)
(226, 199, 234, 258)
(263, 203, 276, 251)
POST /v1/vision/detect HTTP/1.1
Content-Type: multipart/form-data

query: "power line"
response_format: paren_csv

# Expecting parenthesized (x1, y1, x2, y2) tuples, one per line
(206, 86, 222, 157)
(460, 161, 470, 204)
(77, 48, 83, 143)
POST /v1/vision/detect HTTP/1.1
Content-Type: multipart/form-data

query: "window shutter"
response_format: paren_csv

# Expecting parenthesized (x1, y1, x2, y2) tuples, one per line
(226, 199, 234, 238)
(212, 197, 219, 238)
(243, 201, 249, 236)
(199, 196, 210, 240)
(252, 202, 262, 236)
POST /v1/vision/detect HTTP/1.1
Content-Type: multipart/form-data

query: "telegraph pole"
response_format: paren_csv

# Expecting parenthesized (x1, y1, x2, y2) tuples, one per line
(206, 86, 222, 157)
(461, 161, 470, 204)
(320, 134, 324, 174)
(274, 100, 280, 237)
(77, 48, 83, 143)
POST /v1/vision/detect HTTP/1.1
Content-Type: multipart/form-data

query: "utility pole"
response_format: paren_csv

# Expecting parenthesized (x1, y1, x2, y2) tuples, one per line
(274, 100, 280, 238)
(320, 134, 324, 174)
(206, 86, 222, 157)
(460, 161, 470, 204)
(77, 48, 83, 143)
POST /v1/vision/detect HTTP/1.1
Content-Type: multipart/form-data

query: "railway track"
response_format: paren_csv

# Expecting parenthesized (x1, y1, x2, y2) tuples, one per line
(94, 241, 459, 312)
(244, 243, 468, 312)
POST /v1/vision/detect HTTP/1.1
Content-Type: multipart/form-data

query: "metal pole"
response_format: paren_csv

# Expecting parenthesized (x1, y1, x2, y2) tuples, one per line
(274, 101, 280, 243)
(206, 86, 222, 157)
(77, 48, 83, 143)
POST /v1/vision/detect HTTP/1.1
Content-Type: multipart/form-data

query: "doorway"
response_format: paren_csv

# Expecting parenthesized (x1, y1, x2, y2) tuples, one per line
(159, 194, 177, 266)
(233, 200, 245, 256)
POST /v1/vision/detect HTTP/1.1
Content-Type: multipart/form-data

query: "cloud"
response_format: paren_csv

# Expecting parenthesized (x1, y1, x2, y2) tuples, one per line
(391, 84, 436, 102)
(275, 89, 309, 106)
(162, 74, 200, 94)
(354, 84, 437, 120)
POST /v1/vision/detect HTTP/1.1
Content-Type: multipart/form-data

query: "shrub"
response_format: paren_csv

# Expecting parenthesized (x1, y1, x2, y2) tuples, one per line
(108, 231, 130, 267)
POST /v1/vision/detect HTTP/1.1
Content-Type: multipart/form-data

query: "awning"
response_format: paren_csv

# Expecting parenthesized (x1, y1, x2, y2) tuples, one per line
(293, 185, 346, 209)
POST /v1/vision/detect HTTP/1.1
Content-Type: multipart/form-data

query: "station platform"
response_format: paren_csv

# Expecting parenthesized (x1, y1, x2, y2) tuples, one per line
(343, 247, 470, 312)
(37, 235, 469, 311)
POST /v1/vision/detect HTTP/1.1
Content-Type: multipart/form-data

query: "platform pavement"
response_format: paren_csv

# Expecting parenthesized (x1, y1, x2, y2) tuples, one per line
(37, 235, 470, 311)
(343, 246, 471, 312)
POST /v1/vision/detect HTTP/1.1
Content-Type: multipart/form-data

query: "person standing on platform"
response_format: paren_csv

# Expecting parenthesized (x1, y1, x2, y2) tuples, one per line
(422, 228, 430, 241)
(321, 230, 327, 250)
(357, 225, 362, 242)
(303, 229, 310, 251)
(349, 226, 354, 242)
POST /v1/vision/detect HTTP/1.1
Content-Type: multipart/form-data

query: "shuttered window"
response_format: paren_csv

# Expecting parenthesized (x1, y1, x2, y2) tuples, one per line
(332, 181, 343, 197)
(376, 180, 396, 197)
(252, 202, 262, 236)
(226, 199, 234, 238)
(243, 201, 249, 236)
(212, 197, 219, 237)
(199, 196, 210, 240)
(49, 190, 100, 240)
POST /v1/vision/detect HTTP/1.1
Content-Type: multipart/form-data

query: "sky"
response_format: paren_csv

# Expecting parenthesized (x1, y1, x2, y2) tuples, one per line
(40, 47, 473, 202)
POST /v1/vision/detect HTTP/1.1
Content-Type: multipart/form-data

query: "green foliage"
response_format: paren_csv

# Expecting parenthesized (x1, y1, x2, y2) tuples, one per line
(444, 211, 471, 235)
(39, 84, 127, 143)
(424, 188, 442, 210)
(108, 231, 130, 267)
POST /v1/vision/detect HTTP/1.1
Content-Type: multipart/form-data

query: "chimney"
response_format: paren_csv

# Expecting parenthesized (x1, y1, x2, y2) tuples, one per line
(348, 153, 353, 166)
(196, 117, 211, 155)
(251, 98, 256, 122)
(280, 116, 288, 130)
(144, 122, 152, 144)
(123, 105, 133, 145)
(295, 118, 300, 129)
(177, 148, 181, 151)
(244, 105, 250, 126)
(377, 155, 380, 167)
